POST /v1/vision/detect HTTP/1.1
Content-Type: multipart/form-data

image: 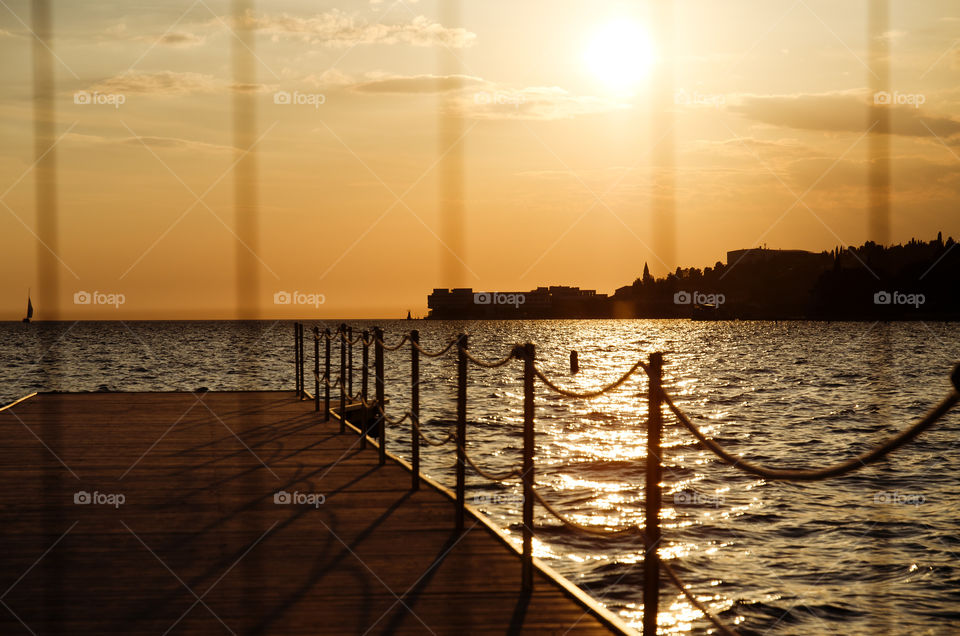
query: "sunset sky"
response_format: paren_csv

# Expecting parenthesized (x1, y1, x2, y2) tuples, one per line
(1, 0, 959, 319)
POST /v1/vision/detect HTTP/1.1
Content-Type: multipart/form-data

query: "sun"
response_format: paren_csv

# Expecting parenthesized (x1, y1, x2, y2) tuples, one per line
(583, 19, 656, 95)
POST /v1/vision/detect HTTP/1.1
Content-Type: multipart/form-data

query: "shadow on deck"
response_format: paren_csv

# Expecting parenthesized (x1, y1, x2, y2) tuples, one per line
(0, 391, 631, 635)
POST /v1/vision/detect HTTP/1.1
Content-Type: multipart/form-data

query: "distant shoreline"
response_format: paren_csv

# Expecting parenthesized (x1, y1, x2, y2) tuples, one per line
(3, 317, 957, 323)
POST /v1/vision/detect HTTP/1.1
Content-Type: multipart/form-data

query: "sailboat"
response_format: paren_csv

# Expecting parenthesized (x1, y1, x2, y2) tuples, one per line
(22, 291, 33, 323)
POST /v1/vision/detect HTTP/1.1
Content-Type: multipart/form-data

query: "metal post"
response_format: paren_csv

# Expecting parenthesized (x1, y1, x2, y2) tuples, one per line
(294, 322, 300, 397)
(374, 327, 386, 465)
(313, 326, 320, 412)
(361, 330, 369, 449)
(298, 323, 305, 400)
(455, 333, 468, 532)
(643, 352, 664, 636)
(339, 324, 346, 433)
(323, 328, 331, 421)
(411, 329, 420, 490)
(522, 342, 535, 593)
(347, 326, 354, 400)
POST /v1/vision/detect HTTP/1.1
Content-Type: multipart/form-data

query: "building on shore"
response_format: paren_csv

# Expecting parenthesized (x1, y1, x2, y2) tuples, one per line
(425, 236, 959, 320)
(426, 286, 609, 319)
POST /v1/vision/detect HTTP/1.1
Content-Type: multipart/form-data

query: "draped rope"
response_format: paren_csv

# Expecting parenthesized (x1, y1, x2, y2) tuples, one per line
(529, 487, 642, 537)
(411, 417, 455, 446)
(461, 447, 521, 482)
(411, 338, 458, 358)
(661, 560, 739, 636)
(463, 347, 521, 369)
(533, 359, 649, 399)
(662, 388, 960, 481)
(377, 334, 410, 351)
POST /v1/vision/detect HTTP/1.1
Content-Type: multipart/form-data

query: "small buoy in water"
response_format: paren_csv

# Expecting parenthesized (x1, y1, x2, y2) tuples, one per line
(570, 350, 579, 374)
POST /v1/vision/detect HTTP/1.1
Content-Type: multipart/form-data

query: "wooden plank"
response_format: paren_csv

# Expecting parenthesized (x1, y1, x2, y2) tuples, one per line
(0, 392, 634, 635)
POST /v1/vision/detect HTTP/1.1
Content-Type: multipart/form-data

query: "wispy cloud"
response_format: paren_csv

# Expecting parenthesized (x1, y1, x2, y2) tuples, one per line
(87, 71, 269, 95)
(352, 74, 485, 94)
(100, 23, 205, 48)
(65, 132, 233, 153)
(456, 86, 626, 121)
(155, 31, 206, 48)
(228, 9, 475, 48)
(731, 90, 960, 139)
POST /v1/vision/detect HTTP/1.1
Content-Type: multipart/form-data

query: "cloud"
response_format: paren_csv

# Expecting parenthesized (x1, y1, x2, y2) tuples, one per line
(228, 10, 475, 48)
(730, 90, 960, 139)
(346, 72, 624, 120)
(64, 132, 233, 153)
(100, 22, 205, 48)
(689, 136, 821, 161)
(457, 86, 627, 121)
(119, 136, 233, 152)
(87, 71, 271, 95)
(352, 74, 485, 94)
(156, 32, 205, 48)
(89, 71, 221, 95)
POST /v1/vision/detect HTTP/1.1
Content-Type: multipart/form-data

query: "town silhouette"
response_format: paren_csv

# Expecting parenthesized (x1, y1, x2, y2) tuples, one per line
(428, 234, 958, 320)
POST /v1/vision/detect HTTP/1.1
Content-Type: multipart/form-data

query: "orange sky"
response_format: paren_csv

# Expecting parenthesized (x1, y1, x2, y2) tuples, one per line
(1, 0, 959, 319)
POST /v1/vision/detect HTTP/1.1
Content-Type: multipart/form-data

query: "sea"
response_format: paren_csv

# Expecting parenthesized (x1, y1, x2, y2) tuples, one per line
(3, 319, 959, 635)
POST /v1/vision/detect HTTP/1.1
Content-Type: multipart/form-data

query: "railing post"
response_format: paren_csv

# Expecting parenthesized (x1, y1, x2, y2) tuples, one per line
(374, 326, 386, 465)
(643, 352, 664, 636)
(361, 330, 370, 449)
(339, 324, 346, 433)
(313, 326, 320, 412)
(294, 322, 300, 398)
(298, 322, 305, 400)
(455, 333, 468, 532)
(348, 326, 354, 400)
(323, 328, 331, 421)
(410, 329, 420, 491)
(522, 342, 535, 594)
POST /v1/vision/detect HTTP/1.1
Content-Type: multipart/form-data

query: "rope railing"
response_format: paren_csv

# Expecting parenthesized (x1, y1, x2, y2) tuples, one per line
(533, 359, 648, 399)
(378, 408, 411, 427)
(411, 417, 455, 446)
(376, 333, 410, 351)
(662, 383, 960, 481)
(462, 447, 521, 482)
(411, 338, 458, 358)
(462, 347, 520, 369)
(292, 321, 960, 635)
(530, 486, 642, 538)
(660, 560, 738, 636)
(312, 370, 338, 388)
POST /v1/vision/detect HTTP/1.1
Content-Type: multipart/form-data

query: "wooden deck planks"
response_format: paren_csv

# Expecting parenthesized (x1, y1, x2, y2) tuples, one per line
(0, 391, 631, 635)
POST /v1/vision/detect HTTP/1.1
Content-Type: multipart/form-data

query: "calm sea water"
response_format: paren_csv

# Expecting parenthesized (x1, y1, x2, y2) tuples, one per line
(3, 319, 959, 635)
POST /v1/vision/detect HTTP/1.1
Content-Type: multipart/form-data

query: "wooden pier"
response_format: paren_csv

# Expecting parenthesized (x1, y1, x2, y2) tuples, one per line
(0, 391, 632, 635)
